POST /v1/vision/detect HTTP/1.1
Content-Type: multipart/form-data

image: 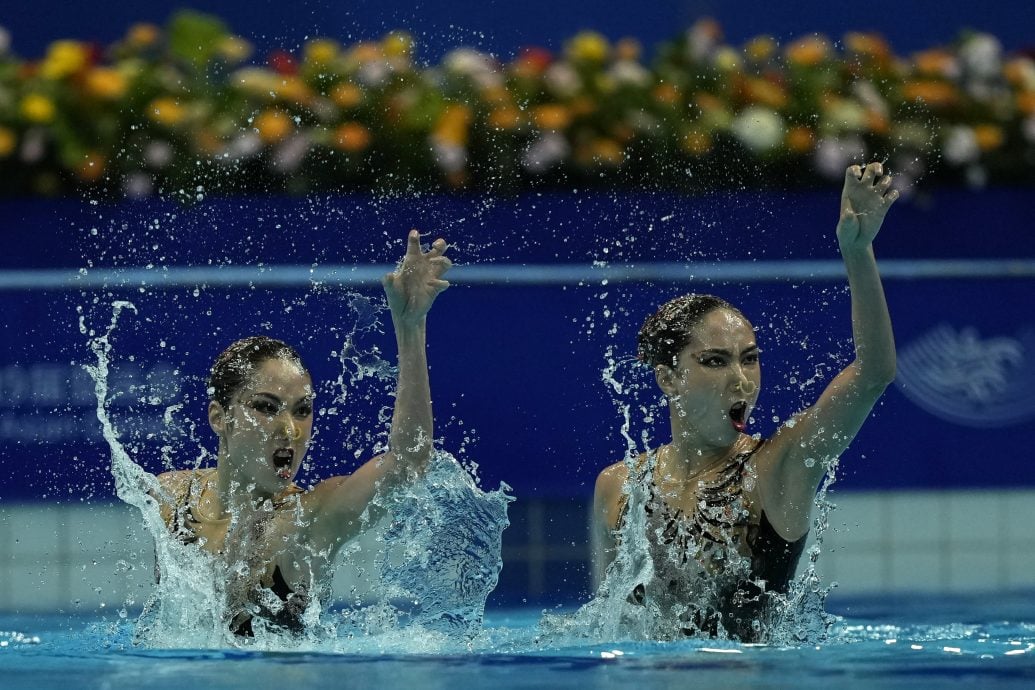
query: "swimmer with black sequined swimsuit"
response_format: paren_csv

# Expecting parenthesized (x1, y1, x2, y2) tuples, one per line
(152, 230, 452, 637)
(593, 164, 899, 642)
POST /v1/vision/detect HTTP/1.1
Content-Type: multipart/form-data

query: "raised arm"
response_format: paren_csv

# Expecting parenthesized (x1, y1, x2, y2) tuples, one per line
(759, 162, 899, 539)
(306, 230, 451, 549)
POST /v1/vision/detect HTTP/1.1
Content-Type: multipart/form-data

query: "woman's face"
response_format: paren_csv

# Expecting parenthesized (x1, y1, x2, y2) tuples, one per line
(662, 308, 761, 448)
(213, 357, 314, 496)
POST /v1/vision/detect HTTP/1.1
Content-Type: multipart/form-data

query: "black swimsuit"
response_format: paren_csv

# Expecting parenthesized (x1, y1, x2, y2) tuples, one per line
(617, 440, 807, 642)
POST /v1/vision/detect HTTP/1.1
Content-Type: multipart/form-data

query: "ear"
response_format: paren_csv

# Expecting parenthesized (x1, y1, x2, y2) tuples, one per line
(209, 401, 227, 437)
(654, 364, 679, 397)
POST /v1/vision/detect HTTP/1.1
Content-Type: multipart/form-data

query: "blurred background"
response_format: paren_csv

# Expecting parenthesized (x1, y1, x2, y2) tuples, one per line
(1, 1, 1033, 615)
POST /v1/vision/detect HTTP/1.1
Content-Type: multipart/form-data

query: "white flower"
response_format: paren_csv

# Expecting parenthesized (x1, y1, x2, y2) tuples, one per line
(123, 172, 153, 198)
(431, 140, 467, 173)
(851, 81, 889, 118)
(1023, 116, 1035, 143)
(730, 106, 785, 153)
(544, 63, 581, 98)
(143, 141, 173, 169)
(522, 132, 570, 173)
(357, 60, 392, 87)
(814, 136, 866, 178)
(960, 33, 1002, 81)
(272, 134, 310, 172)
(444, 48, 503, 90)
(942, 126, 980, 165)
(609, 60, 651, 88)
(222, 132, 262, 161)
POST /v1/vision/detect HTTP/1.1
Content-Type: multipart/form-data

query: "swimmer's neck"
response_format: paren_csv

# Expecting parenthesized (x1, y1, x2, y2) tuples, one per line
(663, 430, 747, 482)
(214, 453, 278, 514)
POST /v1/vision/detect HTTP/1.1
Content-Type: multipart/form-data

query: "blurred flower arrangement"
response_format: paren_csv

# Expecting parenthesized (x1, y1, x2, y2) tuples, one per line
(0, 11, 1033, 198)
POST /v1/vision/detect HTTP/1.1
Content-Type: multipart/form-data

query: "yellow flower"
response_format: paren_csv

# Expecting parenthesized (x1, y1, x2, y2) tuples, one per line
(742, 77, 788, 109)
(40, 40, 89, 80)
(273, 76, 314, 105)
(126, 23, 160, 48)
(1018, 91, 1035, 116)
(382, 32, 413, 59)
(713, 46, 742, 72)
(254, 109, 293, 144)
(652, 83, 682, 106)
(745, 36, 777, 62)
(590, 138, 624, 166)
(433, 104, 473, 146)
(0, 127, 16, 157)
(218, 36, 253, 64)
(21, 94, 56, 123)
(84, 67, 128, 100)
(330, 82, 364, 109)
(147, 97, 187, 127)
(305, 39, 339, 66)
(531, 103, 572, 130)
(332, 122, 372, 152)
(566, 31, 610, 64)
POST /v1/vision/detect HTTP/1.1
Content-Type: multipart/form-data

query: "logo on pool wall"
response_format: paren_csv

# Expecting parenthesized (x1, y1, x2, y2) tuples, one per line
(895, 324, 1035, 428)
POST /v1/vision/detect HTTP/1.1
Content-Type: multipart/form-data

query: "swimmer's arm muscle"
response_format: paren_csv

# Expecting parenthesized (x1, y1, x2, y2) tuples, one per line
(591, 463, 626, 589)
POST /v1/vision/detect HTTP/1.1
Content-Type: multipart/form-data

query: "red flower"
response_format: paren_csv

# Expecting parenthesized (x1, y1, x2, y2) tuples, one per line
(268, 50, 298, 75)
(515, 46, 552, 74)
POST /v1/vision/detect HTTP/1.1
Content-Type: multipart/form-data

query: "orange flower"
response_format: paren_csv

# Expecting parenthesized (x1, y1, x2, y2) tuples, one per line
(615, 37, 642, 62)
(349, 42, 383, 63)
(865, 110, 891, 135)
(84, 67, 128, 100)
(487, 107, 524, 130)
(785, 35, 831, 67)
(902, 80, 958, 107)
(330, 82, 364, 109)
(973, 124, 1004, 151)
(652, 82, 681, 106)
(433, 104, 473, 146)
(913, 49, 957, 77)
(147, 97, 187, 127)
(844, 32, 891, 62)
(75, 152, 107, 183)
(742, 77, 788, 109)
(332, 122, 372, 152)
(0, 127, 16, 157)
(590, 138, 624, 166)
(126, 23, 160, 48)
(273, 76, 314, 105)
(21, 94, 56, 123)
(1004, 58, 1035, 89)
(1017, 91, 1035, 116)
(785, 126, 815, 154)
(253, 109, 293, 144)
(531, 104, 572, 130)
(513, 47, 552, 77)
(681, 129, 712, 156)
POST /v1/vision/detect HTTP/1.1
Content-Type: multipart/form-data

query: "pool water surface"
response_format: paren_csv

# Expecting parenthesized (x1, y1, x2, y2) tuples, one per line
(2, 592, 1033, 689)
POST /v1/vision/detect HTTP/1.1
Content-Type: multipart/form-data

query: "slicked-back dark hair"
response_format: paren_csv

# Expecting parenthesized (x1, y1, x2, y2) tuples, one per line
(207, 336, 307, 409)
(637, 294, 746, 368)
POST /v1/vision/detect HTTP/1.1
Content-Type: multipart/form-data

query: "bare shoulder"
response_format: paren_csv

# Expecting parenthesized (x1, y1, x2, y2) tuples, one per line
(154, 470, 194, 502)
(595, 460, 630, 500)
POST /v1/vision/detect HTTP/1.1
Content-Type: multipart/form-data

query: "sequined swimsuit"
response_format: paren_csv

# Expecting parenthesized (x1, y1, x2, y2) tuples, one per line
(616, 440, 807, 641)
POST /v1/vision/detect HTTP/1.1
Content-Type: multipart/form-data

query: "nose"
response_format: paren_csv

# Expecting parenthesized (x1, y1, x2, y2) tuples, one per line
(279, 416, 302, 441)
(731, 367, 757, 396)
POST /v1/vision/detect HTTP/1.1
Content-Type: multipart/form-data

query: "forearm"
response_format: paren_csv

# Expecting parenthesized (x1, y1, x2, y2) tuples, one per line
(840, 243, 896, 386)
(388, 318, 433, 473)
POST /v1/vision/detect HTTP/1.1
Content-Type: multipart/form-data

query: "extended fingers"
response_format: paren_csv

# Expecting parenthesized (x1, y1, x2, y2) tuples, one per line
(406, 229, 422, 256)
(427, 237, 448, 258)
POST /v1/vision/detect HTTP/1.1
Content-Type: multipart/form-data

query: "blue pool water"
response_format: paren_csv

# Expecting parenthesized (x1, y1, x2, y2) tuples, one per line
(3, 593, 1033, 689)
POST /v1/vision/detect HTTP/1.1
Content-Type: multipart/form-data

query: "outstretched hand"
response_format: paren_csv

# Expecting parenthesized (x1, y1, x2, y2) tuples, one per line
(838, 162, 899, 251)
(382, 230, 452, 327)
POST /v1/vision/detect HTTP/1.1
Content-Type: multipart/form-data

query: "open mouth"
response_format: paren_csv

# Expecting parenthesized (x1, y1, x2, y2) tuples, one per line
(272, 448, 294, 478)
(728, 401, 748, 433)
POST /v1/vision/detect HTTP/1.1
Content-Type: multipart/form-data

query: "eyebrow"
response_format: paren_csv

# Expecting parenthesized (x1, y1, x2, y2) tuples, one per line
(248, 392, 315, 405)
(697, 344, 759, 356)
